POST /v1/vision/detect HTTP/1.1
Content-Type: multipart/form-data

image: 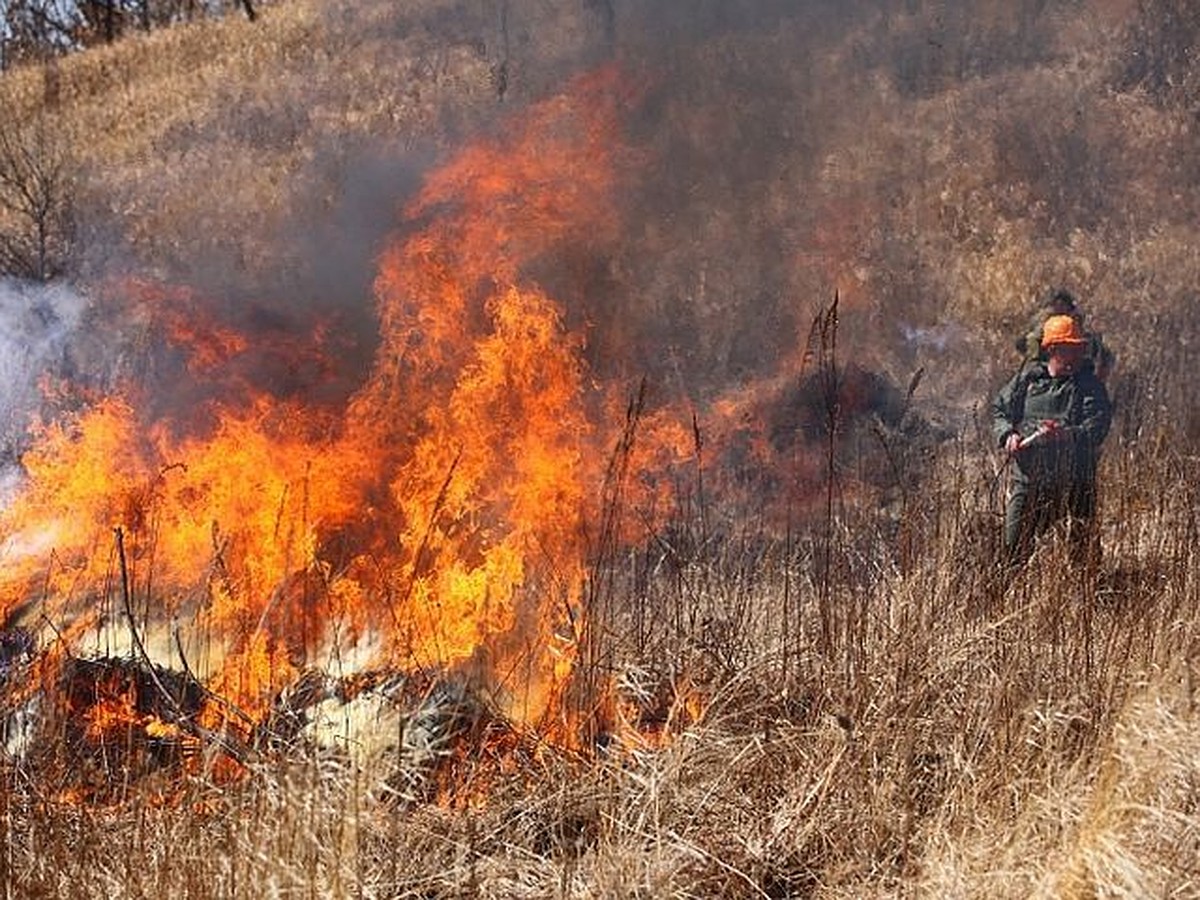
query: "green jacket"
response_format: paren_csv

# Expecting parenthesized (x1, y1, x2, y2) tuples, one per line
(991, 362, 1113, 484)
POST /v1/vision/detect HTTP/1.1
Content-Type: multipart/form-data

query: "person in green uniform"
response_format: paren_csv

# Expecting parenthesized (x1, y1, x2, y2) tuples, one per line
(992, 314, 1114, 565)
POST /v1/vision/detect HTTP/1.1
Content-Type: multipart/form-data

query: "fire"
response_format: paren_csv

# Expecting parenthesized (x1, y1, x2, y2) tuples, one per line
(121, 279, 249, 375)
(3, 57, 958, 820)
(386, 285, 590, 665)
(0, 66, 643, 756)
(0, 62, 854, 798)
(330, 65, 639, 724)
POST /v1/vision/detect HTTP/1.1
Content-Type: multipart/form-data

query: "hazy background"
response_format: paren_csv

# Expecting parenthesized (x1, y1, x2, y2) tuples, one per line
(0, 0, 1194, 489)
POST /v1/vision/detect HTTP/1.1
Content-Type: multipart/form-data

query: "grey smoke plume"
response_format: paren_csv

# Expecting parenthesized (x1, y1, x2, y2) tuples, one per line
(0, 278, 86, 461)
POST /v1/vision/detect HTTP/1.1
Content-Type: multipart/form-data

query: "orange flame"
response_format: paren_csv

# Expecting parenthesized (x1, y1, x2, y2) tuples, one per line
(0, 57, 891, 791)
(0, 67, 641, 736)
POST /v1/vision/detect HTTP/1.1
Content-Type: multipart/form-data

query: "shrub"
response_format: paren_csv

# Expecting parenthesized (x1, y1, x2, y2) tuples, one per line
(0, 116, 76, 280)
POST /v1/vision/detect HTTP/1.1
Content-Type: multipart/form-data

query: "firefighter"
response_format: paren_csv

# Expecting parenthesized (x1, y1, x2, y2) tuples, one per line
(1015, 288, 1115, 381)
(992, 314, 1114, 565)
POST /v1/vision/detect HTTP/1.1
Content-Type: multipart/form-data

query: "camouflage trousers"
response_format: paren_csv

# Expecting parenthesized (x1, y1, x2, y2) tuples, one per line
(1004, 475, 1099, 566)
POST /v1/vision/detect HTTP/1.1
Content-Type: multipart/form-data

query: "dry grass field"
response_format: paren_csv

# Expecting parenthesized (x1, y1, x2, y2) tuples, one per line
(2, 0, 1200, 897)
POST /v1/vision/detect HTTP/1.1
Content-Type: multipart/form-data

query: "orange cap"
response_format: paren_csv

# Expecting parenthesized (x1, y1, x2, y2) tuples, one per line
(1041, 314, 1086, 348)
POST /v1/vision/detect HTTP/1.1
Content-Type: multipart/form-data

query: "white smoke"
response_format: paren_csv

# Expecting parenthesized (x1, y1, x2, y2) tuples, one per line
(0, 277, 87, 476)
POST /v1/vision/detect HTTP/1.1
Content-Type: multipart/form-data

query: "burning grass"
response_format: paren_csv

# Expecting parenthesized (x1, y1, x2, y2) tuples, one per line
(3, 0, 1200, 896)
(2, 431, 1199, 898)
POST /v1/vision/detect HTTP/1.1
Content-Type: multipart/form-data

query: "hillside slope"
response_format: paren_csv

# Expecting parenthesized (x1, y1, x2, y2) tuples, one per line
(2, 1, 1195, 404)
(2, 2, 1200, 897)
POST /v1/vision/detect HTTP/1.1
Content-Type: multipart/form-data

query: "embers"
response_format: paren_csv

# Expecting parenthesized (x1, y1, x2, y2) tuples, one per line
(0, 651, 215, 801)
(2, 647, 543, 807)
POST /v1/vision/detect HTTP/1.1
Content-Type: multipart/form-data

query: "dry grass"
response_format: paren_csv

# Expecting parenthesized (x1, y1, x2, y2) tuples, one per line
(1, 0, 504, 282)
(4, 0, 1200, 897)
(3, 437, 1199, 898)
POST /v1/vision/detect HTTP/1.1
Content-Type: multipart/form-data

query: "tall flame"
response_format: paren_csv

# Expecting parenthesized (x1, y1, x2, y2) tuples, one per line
(0, 67, 638, 732)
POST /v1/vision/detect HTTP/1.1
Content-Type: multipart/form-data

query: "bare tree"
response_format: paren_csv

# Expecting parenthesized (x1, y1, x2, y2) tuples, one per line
(1, 0, 264, 67)
(0, 118, 76, 280)
(1, 0, 83, 65)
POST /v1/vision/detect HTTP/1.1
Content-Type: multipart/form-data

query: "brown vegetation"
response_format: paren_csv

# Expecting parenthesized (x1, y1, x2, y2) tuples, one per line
(3, 0, 1200, 896)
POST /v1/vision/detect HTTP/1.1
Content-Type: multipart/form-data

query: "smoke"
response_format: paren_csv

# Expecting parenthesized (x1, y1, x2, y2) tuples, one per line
(1, 0, 1192, 734)
(0, 278, 87, 463)
(15, 0, 1197, 479)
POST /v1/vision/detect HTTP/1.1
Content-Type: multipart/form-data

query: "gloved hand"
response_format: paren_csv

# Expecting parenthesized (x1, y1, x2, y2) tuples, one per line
(1039, 419, 1066, 441)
